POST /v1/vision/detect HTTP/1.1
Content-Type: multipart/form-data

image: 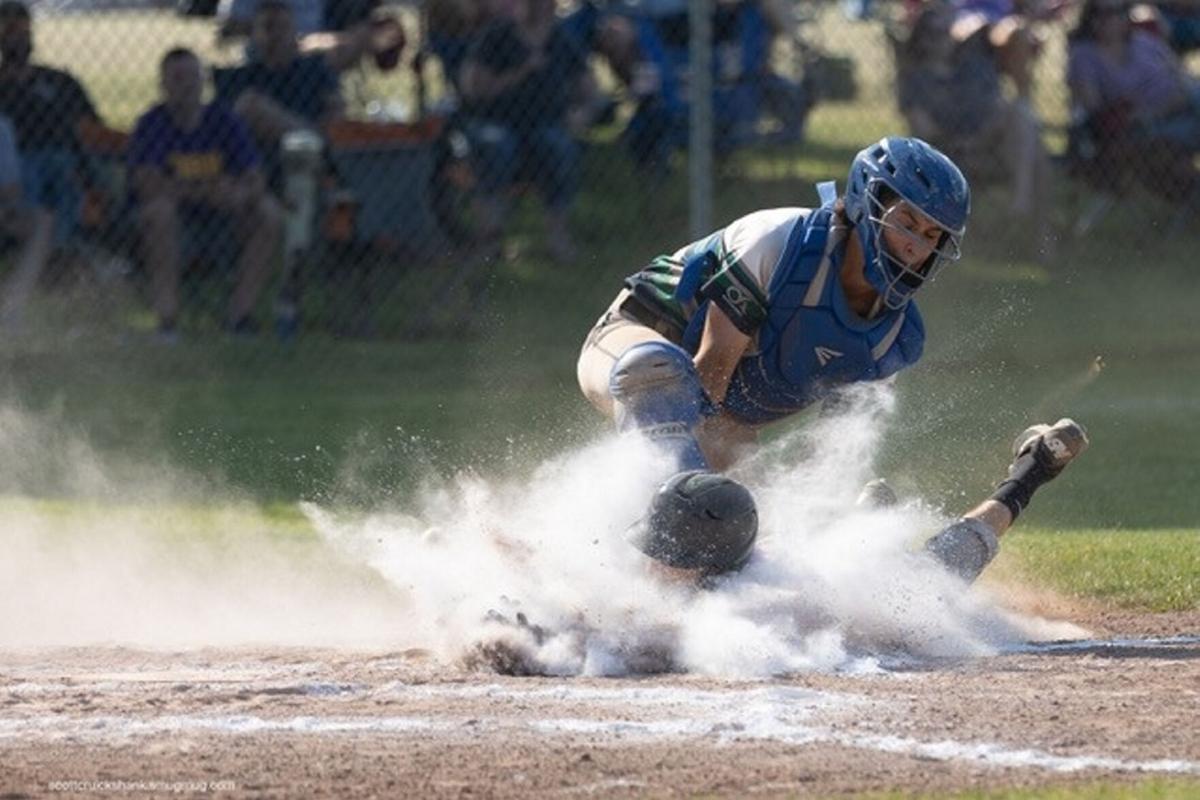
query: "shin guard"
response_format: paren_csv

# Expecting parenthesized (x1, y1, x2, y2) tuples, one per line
(609, 341, 711, 472)
(924, 518, 1000, 583)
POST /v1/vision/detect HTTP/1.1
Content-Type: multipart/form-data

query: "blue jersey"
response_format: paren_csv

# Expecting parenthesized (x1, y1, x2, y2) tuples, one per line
(626, 202, 925, 426)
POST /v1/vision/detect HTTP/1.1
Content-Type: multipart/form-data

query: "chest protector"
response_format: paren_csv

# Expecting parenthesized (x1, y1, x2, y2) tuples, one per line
(682, 195, 925, 426)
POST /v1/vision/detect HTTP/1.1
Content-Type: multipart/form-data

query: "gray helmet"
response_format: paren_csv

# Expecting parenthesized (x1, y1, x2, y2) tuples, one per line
(627, 471, 758, 574)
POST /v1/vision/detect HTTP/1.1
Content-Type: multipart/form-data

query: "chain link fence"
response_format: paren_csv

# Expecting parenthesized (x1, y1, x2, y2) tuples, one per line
(0, 0, 1196, 351)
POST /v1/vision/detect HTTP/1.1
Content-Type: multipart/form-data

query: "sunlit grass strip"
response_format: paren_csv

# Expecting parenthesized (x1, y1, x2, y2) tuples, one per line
(4, 495, 1196, 612)
(0, 495, 316, 542)
(999, 529, 1200, 613)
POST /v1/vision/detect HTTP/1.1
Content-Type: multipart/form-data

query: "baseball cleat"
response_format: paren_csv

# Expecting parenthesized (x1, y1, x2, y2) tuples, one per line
(1012, 418, 1089, 477)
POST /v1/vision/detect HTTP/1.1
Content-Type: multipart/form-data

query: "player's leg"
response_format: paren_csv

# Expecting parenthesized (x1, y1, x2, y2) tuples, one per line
(577, 293, 758, 574)
(924, 418, 1089, 582)
(577, 297, 757, 470)
(576, 290, 672, 420)
(608, 337, 713, 472)
(579, 295, 711, 471)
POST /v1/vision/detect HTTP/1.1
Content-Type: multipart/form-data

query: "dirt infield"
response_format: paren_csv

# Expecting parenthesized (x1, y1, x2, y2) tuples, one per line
(1, 610, 1197, 798)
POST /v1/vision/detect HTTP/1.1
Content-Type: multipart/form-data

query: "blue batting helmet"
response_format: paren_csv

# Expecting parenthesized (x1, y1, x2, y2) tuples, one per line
(844, 137, 970, 309)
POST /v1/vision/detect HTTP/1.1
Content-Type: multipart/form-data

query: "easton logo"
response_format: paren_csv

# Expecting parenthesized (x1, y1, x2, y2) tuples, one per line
(814, 346, 844, 366)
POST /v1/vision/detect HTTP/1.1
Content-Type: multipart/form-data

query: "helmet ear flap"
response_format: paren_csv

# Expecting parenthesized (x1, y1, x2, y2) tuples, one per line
(845, 175, 866, 226)
(846, 200, 863, 226)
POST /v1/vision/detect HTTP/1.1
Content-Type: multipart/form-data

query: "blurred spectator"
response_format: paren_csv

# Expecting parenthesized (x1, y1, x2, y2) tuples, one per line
(1064, 0, 1200, 210)
(216, 0, 343, 164)
(944, 0, 1067, 100)
(1068, 0, 1200, 153)
(427, 0, 493, 94)
(323, 0, 377, 33)
(218, 0, 325, 41)
(327, 5, 406, 74)
(0, 0, 99, 245)
(1156, 3, 1200, 53)
(129, 48, 282, 340)
(710, 0, 813, 148)
(217, 0, 403, 74)
(563, 0, 813, 173)
(0, 111, 52, 331)
(460, 0, 594, 263)
(559, 3, 677, 171)
(898, 0, 1054, 249)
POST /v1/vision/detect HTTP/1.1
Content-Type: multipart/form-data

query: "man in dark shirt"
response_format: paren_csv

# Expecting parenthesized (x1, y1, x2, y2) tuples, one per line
(460, 0, 594, 263)
(218, 0, 401, 75)
(130, 48, 282, 340)
(0, 0, 99, 243)
(465, 0, 586, 134)
(216, 0, 343, 154)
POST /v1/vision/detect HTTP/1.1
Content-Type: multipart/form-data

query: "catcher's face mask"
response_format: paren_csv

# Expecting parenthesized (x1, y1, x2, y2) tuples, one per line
(868, 190, 963, 306)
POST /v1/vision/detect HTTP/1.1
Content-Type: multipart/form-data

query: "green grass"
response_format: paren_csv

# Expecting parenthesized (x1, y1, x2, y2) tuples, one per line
(1000, 529, 1199, 612)
(0, 494, 311, 539)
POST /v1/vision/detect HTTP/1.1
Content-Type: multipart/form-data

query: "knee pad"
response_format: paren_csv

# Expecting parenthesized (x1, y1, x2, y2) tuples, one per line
(923, 518, 1000, 584)
(610, 341, 709, 471)
(610, 340, 705, 430)
(628, 471, 759, 575)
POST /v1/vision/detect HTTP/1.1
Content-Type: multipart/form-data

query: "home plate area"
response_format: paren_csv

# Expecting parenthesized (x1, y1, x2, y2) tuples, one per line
(1, 633, 1198, 797)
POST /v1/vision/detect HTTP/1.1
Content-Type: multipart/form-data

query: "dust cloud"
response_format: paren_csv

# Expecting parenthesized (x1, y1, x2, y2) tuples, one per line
(0, 385, 1085, 667)
(0, 404, 405, 649)
(304, 383, 1088, 675)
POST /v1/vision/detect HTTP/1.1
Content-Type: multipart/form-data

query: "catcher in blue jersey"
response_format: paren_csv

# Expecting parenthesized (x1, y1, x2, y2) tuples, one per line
(577, 136, 1088, 581)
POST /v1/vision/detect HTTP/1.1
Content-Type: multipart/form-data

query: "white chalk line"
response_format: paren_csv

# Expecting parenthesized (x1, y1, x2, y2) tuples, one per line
(2, 679, 365, 697)
(2, 682, 1197, 776)
(0, 714, 442, 738)
(1004, 636, 1200, 655)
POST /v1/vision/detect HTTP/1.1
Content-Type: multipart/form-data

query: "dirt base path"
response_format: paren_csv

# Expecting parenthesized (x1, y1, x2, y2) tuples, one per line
(2, 611, 1198, 798)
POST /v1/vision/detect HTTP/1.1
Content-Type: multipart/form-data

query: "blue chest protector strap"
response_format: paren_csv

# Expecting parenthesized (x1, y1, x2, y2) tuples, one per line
(815, 180, 838, 207)
(720, 184, 920, 424)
